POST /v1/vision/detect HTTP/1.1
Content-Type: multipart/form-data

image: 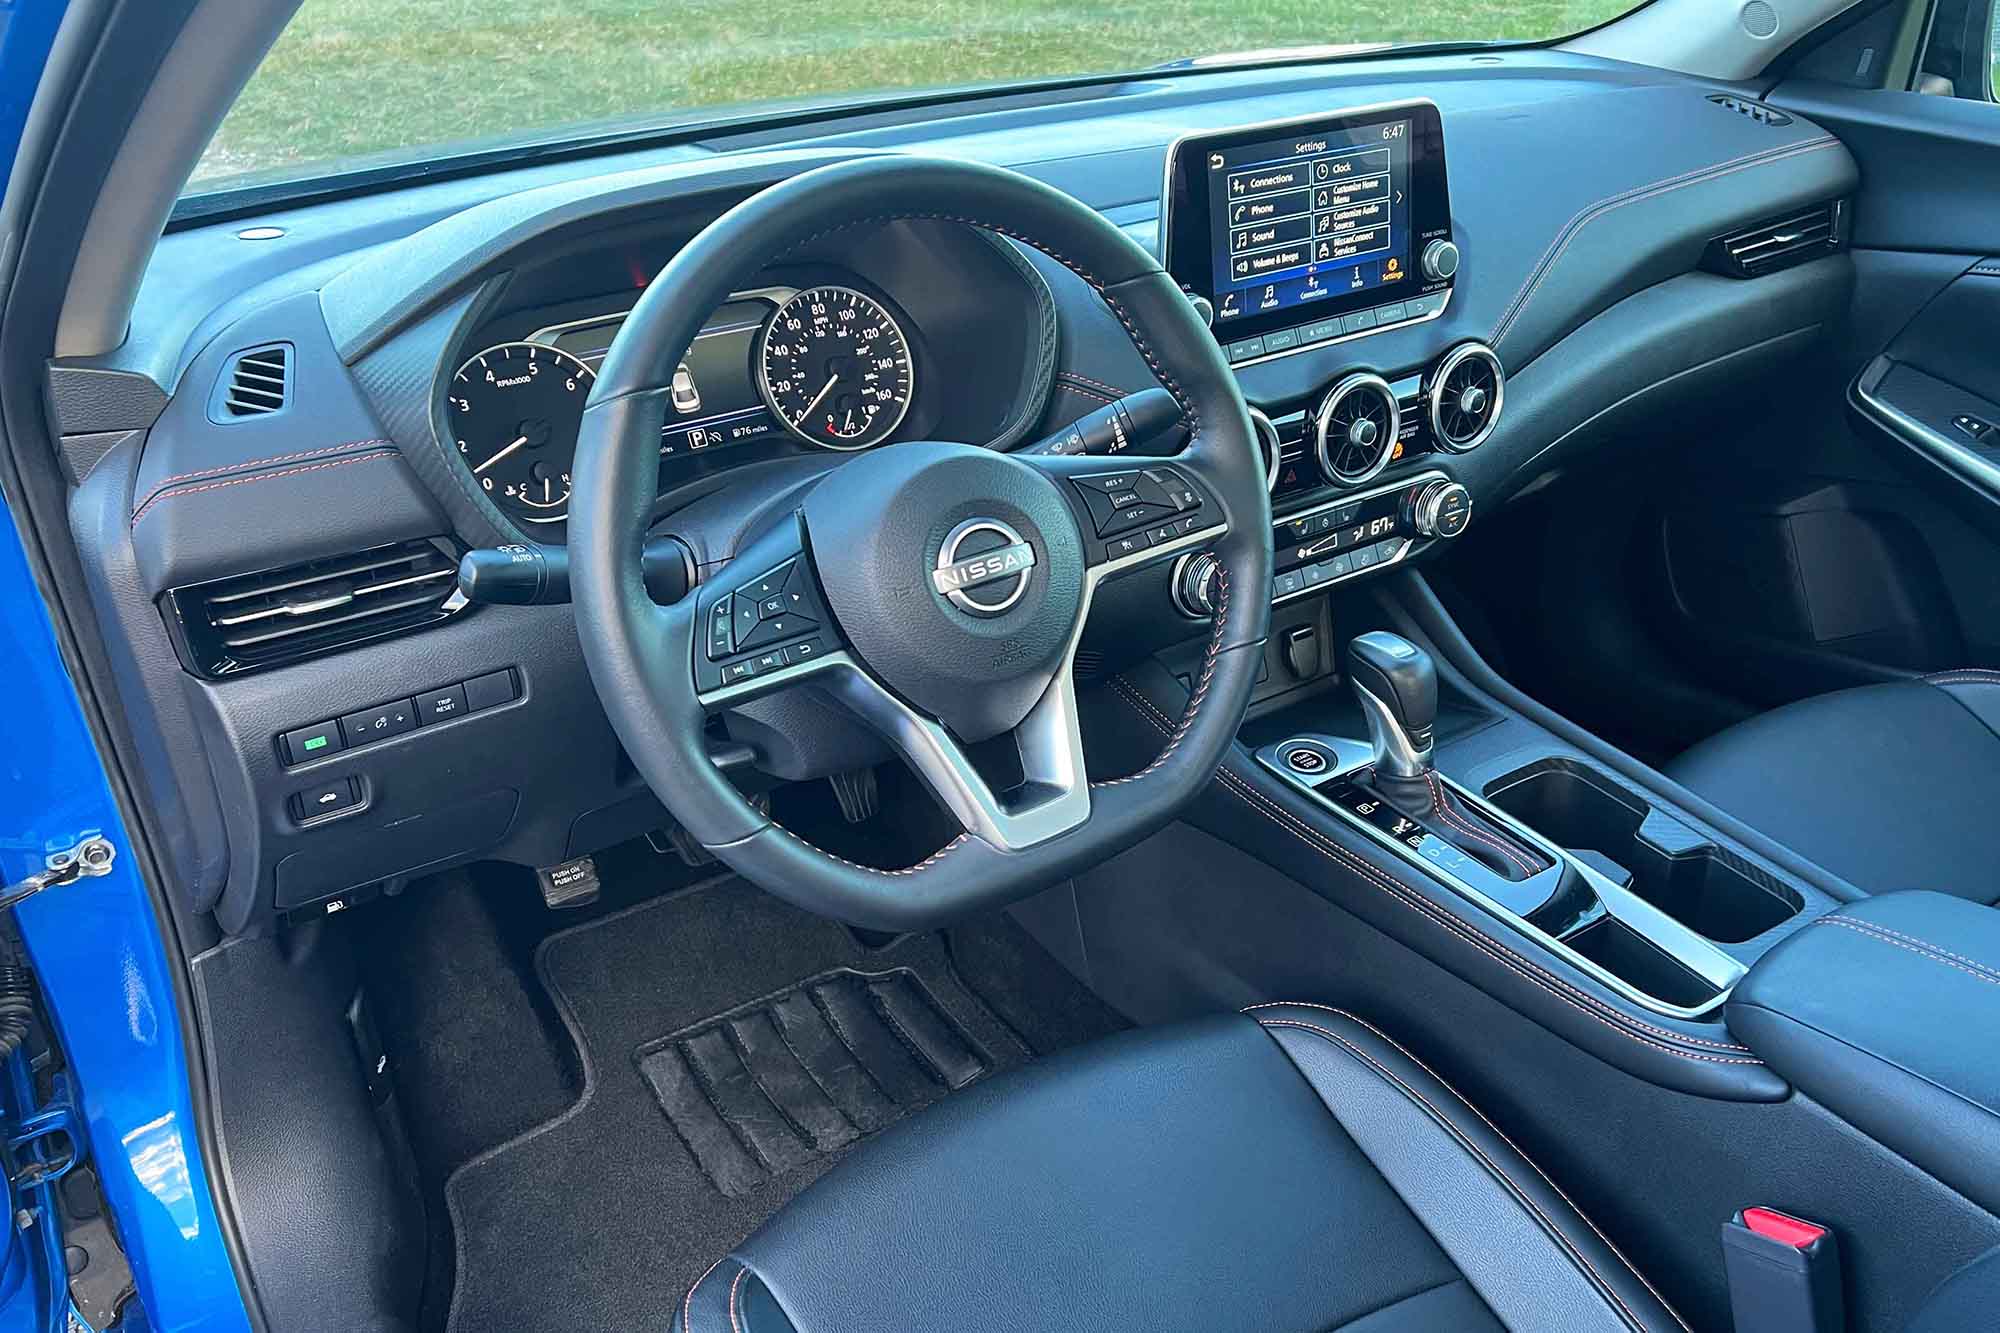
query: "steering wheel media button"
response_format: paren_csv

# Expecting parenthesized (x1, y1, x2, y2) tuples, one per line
(788, 638, 824, 661)
(707, 596, 736, 660)
(739, 612, 817, 652)
(742, 561, 794, 601)
(758, 596, 788, 620)
(722, 659, 758, 684)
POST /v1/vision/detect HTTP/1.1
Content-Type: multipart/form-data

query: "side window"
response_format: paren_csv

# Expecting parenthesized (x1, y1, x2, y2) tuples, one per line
(1914, 0, 2000, 100)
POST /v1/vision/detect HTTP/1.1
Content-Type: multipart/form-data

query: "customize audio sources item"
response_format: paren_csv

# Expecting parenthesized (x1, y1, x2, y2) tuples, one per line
(1162, 101, 1455, 366)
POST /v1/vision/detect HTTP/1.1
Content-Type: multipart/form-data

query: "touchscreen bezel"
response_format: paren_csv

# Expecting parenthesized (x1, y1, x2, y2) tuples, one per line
(1162, 100, 1453, 351)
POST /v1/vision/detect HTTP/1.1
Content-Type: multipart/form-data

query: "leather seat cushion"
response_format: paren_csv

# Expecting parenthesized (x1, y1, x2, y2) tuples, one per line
(1668, 678, 2000, 907)
(677, 1005, 1686, 1332)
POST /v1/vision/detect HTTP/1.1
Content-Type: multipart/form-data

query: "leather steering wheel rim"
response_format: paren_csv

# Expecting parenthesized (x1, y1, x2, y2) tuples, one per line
(569, 155, 1272, 930)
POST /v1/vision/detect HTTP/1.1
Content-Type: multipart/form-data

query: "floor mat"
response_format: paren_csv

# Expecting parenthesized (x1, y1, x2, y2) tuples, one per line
(443, 877, 1051, 1333)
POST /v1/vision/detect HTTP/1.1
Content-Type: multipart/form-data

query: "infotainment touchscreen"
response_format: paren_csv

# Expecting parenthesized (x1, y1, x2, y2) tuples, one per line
(1162, 102, 1453, 359)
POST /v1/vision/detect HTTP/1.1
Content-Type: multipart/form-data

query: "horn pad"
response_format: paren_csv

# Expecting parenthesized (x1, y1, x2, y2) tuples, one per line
(802, 443, 1086, 742)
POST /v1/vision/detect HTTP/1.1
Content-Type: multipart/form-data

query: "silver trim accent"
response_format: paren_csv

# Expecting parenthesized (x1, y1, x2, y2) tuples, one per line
(1169, 550, 1221, 619)
(1428, 342, 1504, 453)
(1256, 736, 1745, 1019)
(755, 285, 916, 452)
(1352, 681, 1432, 779)
(1158, 98, 1453, 371)
(1270, 468, 1447, 605)
(525, 285, 799, 361)
(1851, 362, 2000, 502)
(1420, 238, 1461, 282)
(1410, 479, 1472, 539)
(1245, 407, 1283, 493)
(1314, 371, 1401, 486)
(697, 519, 1227, 851)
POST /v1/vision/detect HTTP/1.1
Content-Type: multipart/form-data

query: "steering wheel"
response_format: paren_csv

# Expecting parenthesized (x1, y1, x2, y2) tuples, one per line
(569, 156, 1272, 930)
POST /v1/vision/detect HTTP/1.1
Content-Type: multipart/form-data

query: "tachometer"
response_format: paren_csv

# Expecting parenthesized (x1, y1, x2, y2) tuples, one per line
(446, 342, 594, 524)
(757, 286, 914, 450)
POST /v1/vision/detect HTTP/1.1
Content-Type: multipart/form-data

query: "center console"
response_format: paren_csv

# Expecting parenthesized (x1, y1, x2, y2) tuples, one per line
(1156, 102, 1501, 622)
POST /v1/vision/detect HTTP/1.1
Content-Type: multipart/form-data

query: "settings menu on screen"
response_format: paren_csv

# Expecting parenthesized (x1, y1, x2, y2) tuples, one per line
(1208, 119, 1413, 326)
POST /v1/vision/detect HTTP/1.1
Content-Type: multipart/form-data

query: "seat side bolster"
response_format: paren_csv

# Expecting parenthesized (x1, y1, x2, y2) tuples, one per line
(1251, 1002, 1688, 1333)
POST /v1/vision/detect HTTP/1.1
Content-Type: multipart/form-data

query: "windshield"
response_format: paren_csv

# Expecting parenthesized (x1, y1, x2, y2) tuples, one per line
(188, 0, 1640, 197)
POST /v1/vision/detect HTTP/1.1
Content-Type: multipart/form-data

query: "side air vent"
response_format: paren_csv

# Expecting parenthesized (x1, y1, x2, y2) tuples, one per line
(1707, 93, 1792, 125)
(211, 343, 293, 421)
(166, 538, 465, 677)
(1706, 201, 1844, 278)
(1428, 343, 1505, 453)
(1314, 373, 1401, 487)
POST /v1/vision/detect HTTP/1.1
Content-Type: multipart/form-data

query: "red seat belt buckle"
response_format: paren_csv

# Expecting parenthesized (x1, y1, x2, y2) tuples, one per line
(1721, 1207, 1843, 1333)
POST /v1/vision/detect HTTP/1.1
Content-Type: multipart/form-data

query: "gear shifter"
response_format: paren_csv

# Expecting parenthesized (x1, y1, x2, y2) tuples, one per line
(1346, 632, 1551, 883)
(1347, 631, 1436, 779)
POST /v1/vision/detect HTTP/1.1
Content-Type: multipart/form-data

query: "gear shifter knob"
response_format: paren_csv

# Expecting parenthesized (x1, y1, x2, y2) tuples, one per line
(1348, 631, 1437, 779)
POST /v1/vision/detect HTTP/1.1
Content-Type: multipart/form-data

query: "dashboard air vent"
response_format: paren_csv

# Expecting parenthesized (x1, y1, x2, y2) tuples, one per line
(214, 343, 292, 420)
(1314, 373, 1401, 487)
(1707, 94, 1792, 126)
(1706, 202, 1844, 278)
(167, 538, 465, 677)
(1428, 344, 1505, 452)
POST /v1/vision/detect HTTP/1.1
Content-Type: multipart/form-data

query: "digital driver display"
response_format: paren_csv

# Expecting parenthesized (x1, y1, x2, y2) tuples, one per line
(1206, 120, 1414, 325)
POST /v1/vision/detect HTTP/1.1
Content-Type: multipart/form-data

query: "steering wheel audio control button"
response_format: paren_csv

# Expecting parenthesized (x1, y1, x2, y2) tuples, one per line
(707, 596, 736, 660)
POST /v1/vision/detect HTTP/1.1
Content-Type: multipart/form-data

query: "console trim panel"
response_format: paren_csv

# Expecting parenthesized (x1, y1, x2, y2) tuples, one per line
(1256, 732, 1745, 1019)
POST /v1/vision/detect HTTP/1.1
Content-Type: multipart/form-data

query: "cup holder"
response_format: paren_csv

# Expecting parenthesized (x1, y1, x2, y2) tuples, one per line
(1485, 760, 1801, 944)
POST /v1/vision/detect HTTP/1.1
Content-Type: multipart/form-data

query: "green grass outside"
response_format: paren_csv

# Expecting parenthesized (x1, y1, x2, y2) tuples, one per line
(192, 0, 1630, 187)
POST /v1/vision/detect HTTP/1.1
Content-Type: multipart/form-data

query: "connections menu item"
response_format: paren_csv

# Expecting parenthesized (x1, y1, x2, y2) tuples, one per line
(1163, 101, 1454, 357)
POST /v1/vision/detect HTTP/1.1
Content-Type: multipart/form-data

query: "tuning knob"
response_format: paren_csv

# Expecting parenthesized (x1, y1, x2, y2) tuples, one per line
(1421, 239, 1461, 282)
(1172, 551, 1221, 618)
(1409, 480, 1472, 539)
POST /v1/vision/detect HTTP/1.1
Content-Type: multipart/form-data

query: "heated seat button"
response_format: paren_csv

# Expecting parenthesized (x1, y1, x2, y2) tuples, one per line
(281, 721, 343, 766)
(416, 683, 469, 726)
(340, 699, 416, 746)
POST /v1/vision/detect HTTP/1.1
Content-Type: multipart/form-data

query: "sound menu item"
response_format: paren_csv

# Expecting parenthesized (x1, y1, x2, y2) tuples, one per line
(1163, 101, 1454, 357)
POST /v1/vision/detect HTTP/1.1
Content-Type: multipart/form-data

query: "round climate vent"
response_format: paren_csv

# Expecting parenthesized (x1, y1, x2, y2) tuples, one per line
(1428, 343, 1505, 452)
(1314, 373, 1401, 487)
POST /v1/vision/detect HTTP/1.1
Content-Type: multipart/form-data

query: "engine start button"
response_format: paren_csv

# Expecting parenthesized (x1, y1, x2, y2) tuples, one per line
(1282, 742, 1334, 775)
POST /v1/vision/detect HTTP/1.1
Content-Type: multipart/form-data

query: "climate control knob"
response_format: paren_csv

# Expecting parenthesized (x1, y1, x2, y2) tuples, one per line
(1172, 551, 1222, 618)
(1421, 239, 1461, 282)
(1410, 480, 1472, 539)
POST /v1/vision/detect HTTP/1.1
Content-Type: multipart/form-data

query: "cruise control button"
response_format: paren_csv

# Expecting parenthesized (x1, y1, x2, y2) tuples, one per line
(1143, 468, 1202, 510)
(1074, 472, 1139, 493)
(1107, 489, 1143, 510)
(1100, 502, 1173, 536)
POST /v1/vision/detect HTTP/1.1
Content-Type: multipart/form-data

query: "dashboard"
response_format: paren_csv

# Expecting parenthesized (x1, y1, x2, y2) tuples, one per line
(61, 51, 1860, 934)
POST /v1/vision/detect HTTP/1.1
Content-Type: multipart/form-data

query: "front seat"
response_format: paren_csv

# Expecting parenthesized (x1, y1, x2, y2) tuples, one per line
(1667, 671, 2000, 909)
(676, 1004, 1687, 1332)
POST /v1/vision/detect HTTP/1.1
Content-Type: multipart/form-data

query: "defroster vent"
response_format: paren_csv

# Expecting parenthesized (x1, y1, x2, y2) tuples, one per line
(167, 538, 465, 677)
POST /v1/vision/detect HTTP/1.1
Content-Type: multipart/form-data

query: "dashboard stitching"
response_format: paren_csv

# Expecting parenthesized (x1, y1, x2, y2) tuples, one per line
(129, 450, 401, 526)
(779, 214, 1198, 432)
(1244, 1003, 1694, 1332)
(1490, 136, 1841, 348)
(1057, 371, 1134, 400)
(1257, 1017, 1663, 1333)
(129, 439, 390, 515)
(1107, 679, 1761, 1061)
(1057, 381, 1117, 406)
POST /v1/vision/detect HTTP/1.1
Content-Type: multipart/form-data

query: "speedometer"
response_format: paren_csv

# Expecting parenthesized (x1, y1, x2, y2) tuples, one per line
(757, 286, 914, 450)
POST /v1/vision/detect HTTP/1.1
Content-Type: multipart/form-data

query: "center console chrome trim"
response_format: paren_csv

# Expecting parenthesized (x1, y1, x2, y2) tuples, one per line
(1256, 735, 1745, 1019)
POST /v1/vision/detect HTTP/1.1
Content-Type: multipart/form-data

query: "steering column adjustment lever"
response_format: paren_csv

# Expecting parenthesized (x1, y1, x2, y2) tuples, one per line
(459, 536, 695, 606)
(1022, 387, 1182, 457)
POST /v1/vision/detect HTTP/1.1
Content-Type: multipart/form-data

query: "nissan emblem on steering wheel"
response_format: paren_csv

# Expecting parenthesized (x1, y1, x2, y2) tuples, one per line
(932, 517, 1037, 616)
